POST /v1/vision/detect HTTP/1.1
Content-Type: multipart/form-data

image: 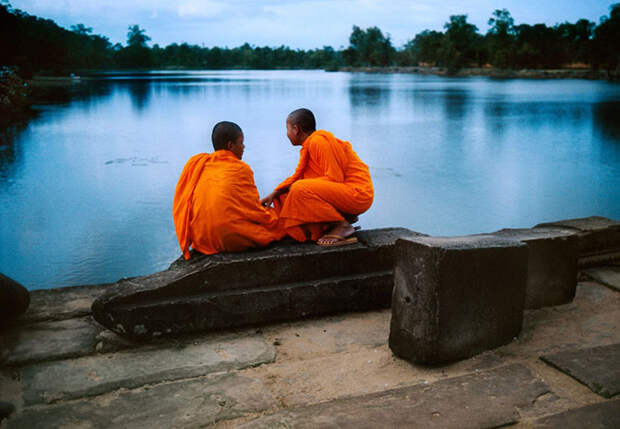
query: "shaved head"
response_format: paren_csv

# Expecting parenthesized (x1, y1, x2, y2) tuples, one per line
(287, 108, 316, 133)
(212, 121, 243, 151)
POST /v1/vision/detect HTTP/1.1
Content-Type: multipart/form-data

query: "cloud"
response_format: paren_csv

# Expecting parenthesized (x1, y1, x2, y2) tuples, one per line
(177, 1, 226, 18)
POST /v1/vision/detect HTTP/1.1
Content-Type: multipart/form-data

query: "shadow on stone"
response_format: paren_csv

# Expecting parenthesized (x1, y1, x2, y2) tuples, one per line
(0, 274, 30, 329)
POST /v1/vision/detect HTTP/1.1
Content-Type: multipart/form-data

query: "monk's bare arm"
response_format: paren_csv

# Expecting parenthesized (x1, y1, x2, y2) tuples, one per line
(261, 187, 287, 207)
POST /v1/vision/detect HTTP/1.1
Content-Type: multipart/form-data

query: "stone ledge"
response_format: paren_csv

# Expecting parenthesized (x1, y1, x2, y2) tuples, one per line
(535, 216, 620, 267)
(491, 228, 578, 309)
(389, 234, 528, 364)
(92, 228, 420, 341)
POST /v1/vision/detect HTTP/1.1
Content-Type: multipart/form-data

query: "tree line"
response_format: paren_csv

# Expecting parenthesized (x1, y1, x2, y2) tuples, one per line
(1, 1, 619, 78)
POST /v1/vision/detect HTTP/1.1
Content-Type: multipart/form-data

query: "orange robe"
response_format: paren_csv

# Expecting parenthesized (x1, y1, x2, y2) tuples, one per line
(173, 150, 284, 259)
(274, 130, 374, 242)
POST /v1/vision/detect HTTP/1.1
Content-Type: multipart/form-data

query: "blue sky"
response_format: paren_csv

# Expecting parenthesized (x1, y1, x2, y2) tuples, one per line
(9, 0, 617, 49)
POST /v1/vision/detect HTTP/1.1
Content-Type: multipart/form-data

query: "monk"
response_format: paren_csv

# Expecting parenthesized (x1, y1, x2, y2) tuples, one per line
(261, 108, 374, 246)
(173, 121, 284, 259)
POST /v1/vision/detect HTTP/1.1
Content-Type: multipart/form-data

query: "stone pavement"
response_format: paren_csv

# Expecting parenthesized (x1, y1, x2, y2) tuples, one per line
(1, 265, 619, 428)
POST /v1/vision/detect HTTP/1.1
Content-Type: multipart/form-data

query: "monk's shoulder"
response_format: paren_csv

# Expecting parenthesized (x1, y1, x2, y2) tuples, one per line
(187, 152, 209, 163)
(228, 158, 255, 179)
(306, 131, 334, 150)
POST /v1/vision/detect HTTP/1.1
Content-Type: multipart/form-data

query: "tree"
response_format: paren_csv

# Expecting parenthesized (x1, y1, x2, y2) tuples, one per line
(119, 25, 153, 68)
(401, 30, 444, 66)
(438, 15, 482, 71)
(127, 24, 150, 47)
(344, 25, 395, 67)
(592, 3, 620, 75)
(486, 9, 516, 68)
(70, 23, 92, 36)
(555, 19, 594, 64)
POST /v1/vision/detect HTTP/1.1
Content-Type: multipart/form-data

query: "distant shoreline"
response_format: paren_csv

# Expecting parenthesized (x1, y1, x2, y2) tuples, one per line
(27, 67, 618, 81)
(338, 66, 617, 80)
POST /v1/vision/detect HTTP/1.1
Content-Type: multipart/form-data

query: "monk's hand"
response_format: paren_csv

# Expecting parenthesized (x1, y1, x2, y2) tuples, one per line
(261, 191, 276, 207)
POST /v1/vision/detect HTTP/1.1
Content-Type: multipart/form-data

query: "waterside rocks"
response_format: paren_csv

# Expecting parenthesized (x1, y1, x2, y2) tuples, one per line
(92, 228, 421, 341)
(389, 235, 528, 364)
(0, 273, 30, 328)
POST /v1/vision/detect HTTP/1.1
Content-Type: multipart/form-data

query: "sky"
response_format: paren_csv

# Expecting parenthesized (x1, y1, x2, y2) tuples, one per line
(8, 0, 617, 49)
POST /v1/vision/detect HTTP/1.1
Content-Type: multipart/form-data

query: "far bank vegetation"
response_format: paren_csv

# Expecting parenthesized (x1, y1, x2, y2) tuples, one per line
(1, 2, 619, 80)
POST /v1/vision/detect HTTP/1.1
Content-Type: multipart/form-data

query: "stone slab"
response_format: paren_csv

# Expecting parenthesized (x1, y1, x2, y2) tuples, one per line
(0, 316, 135, 367)
(21, 283, 114, 324)
(0, 317, 101, 366)
(584, 266, 620, 292)
(389, 235, 528, 364)
(535, 216, 620, 263)
(237, 364, 550, 428)
(541, 343, 620, 398)
(492, 228, 578, 309)
(533, 399, 620, 429)
(19, 334, 275, 405)
(93, 228, 420, 340)
(9, 372, 275, 429)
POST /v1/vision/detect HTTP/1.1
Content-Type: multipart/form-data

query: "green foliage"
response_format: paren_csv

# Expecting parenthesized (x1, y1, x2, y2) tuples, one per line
(592, 3, 620, 72)
(438, 15, 483, 71)
(1, 2, 619, 76)
(0, 67, 30, 114)
(486, 9, 516, 68)
(343, 26, 395, 67)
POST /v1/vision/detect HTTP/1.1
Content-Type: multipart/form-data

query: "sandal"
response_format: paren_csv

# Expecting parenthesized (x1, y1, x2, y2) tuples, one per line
(317, 234, 358, 247)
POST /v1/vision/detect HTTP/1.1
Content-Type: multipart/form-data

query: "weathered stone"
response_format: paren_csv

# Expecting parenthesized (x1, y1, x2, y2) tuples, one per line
(492, 227, 578, 309)
(389, 235, 528, 364)
(533, 399, 620, 428)
(535, 216, 620, 266)
(0, 401, 14, 422)
(0, 317, 101, 366)
(236, 364, 550, 428)
(584, 266, 620, 292)
(19, 334, 274, 405)
(9, 373, 275, 429)
(0, 274, 29, 327)
(92, 228, 421, 340)
(22, 283, 114, 324)
(541, 343, 620, 398)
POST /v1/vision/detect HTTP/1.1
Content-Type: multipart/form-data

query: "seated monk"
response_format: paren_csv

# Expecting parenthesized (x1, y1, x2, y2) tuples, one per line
(261, 108, 374, 246)
(173, 121, 284, 259)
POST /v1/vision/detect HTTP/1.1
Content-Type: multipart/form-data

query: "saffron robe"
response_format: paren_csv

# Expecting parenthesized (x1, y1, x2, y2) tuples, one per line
(274, 130, 374, 242)
(173, 150, 284, 259)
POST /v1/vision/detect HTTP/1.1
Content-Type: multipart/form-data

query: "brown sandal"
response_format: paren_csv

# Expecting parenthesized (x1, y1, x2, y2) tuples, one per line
(317, 234, 358, 247)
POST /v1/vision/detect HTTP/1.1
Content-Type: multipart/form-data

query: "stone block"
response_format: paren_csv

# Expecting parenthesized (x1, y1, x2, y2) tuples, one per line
(492, 228, 578, 309)
(0, 274, 29, 327)
(0, 317, 101, 366)
(19, 334, 274, 405)
(236, 364, 550, 429)
(23, 283, 113, 324)
(533, 399, 620, 429)
(92, 228, 421, 341)
(10, 373, 276, 429)
(535, 216, 620, 266)
(389, 235, 528, 364)
(541, 343, 620, 398)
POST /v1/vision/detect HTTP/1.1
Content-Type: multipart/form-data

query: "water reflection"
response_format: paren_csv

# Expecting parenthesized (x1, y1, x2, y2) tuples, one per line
(593, 101, 620, 140)
(347, 75, 392, 113)
(127, 80, 152, 112)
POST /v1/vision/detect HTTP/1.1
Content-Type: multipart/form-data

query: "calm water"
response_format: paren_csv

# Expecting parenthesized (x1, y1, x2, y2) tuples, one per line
(1, 70, 619, 290)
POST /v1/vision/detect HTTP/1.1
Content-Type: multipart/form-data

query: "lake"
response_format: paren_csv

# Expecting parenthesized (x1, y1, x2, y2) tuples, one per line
(1, 70, 619, 290)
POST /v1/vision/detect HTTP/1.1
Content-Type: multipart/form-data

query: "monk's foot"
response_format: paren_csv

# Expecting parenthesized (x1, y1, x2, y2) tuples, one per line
(317, 221, 357, 246)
